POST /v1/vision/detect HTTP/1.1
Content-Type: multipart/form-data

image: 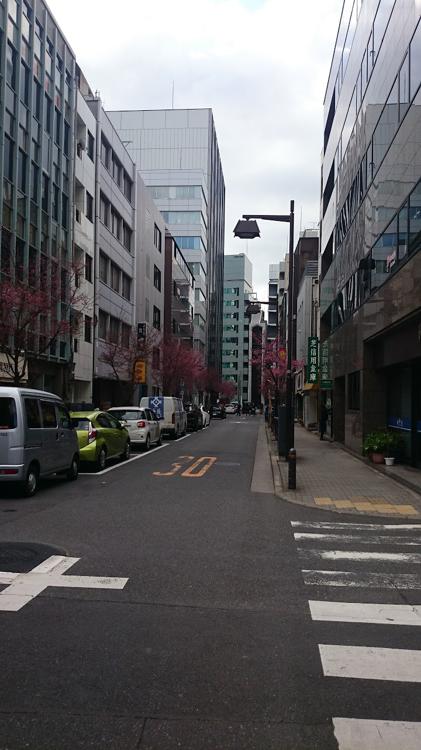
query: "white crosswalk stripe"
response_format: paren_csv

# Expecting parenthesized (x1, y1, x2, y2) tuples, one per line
(292, 519, 421, 749)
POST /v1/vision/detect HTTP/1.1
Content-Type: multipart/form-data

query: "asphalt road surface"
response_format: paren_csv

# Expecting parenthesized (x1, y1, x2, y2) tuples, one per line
(1, 416, 421, 749)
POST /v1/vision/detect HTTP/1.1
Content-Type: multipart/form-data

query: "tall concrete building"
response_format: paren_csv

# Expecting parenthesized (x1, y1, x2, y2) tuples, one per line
(107, 108, 225, 374)
(222, 254, 253, 404)
(320, 0, 421, 463)
(267, 262, 286, 342)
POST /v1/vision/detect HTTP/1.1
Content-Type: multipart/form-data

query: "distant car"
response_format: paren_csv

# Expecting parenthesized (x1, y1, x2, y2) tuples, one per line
(225, 403, 237, 414)
(107, 407, 161, 450)
(140, 396, 187, 439)
(199, 405, 210, 427)
(185, 404, 204, 432)
(70, 410, 130, 470)
(211, 404, 226, 419)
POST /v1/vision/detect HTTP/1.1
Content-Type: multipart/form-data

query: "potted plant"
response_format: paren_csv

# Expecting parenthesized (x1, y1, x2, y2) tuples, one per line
(363, 430, 403, 464)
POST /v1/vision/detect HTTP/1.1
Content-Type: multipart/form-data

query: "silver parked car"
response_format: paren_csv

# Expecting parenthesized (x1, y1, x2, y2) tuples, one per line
(0, 387, 80, 496)
(108, 406, 162, 450)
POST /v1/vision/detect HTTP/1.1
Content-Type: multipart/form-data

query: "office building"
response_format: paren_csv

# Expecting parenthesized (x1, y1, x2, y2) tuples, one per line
(320, 0, 421, 463)
(164, 231, 194, 347)
(222, 254, 253, 403)
(106, 108, 225, 373)
(0, 0, 78, 393)
(86, 97, 136, 407)
(267, 262, 286, 342)
(295, 259, 319, 428)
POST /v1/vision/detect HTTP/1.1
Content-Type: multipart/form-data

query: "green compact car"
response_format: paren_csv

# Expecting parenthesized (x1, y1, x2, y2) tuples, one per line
(70, 410, 130, 470)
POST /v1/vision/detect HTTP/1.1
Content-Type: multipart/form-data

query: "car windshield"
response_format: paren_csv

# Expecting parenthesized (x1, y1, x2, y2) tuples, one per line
(71, 418, 90, 430)
(110, 410, 142, 421)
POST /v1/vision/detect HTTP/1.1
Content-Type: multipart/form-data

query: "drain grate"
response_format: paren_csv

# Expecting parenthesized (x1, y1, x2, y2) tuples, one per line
(0, 542, 67, 573)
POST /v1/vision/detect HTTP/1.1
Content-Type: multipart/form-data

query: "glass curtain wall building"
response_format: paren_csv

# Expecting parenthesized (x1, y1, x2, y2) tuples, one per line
(320, 0, 421, 462)
(106, 108, 225, 375)
(0, 0, 76, 393)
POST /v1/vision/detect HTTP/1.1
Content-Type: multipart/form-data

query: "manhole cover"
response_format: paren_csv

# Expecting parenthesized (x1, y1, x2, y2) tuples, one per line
(0, 542, 67, 573)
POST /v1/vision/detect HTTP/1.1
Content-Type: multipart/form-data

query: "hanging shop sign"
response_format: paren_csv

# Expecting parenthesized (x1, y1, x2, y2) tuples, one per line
(307, 336, 319, 384)
(320, 340, 332, 390)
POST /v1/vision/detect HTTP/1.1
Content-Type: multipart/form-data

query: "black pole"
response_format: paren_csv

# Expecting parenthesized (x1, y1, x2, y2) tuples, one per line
(286, 199, 295, 458)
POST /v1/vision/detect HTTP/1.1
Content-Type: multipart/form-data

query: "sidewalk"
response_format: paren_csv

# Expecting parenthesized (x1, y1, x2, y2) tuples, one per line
(267, 424, 421, 518)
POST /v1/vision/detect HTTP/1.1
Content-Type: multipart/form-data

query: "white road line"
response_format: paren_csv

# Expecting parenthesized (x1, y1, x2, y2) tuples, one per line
(302, 569, 421, 588)
(309, 600, 421, 626)
(79, 443, 169, 476)
(291, 521, 421, 531)
(299, 549, 421, 564)
(319, 644, 421, 682)
(0, 555, 128, 612)
(294, 532, 421, 546)
(333, 718, 421, 750)
(176, 434, 192, 441)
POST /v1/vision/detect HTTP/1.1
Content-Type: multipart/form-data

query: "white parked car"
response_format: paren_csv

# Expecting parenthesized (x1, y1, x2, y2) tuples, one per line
(199, 405, 210, 427)
(225, 403, 238, 414)
(108, 407, 161, 450)
(140, 397, 187, 439)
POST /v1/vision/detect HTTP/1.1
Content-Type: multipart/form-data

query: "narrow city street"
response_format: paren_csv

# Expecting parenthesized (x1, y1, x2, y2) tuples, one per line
(0, 417, 421, 749)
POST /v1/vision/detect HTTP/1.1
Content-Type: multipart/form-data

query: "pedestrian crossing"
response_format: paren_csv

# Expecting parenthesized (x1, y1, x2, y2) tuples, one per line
(292, 519, 421, 749)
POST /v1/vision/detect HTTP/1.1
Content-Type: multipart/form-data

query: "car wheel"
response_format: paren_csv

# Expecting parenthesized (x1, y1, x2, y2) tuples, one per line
(144, 435, 151, 451)
(97, 447, 107, 471)
(22, 463, 39, 497)
(66, 454, 79, 481)
(121, 441, 131, 460)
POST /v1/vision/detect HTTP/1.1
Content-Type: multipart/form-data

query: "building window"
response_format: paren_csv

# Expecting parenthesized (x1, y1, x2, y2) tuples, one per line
(123, 222, 132, 251)
(98, 309, 107, 340)
(101, 135, 110, 169)
(84, 315, 92, 343)
(100, 193, 109, 226)
(110, 262, 121, 293)
(87, 131, 94, 161)
(109, 316, 119, 344)
(122, 273, 131, 300)
(123, 173, 132, 202)
(348, 371, 360, 411)
(86, 191, 93, 222)
(152, 347, 160, 369)
(153, 305, 161, 330)
(154, 223, 162, 251)
(153, 265, 161, 291)
(99, 251, 108, 284)
(85, 254, 92, 283)
(121, 323, 131, 348)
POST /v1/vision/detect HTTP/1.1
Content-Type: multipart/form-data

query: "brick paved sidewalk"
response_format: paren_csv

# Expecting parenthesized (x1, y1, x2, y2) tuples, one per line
(267, 424, 421, 518)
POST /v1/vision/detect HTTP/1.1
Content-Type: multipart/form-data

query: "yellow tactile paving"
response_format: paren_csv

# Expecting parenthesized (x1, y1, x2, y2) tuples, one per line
(334, 501, 355, 508)
(314, 498, 333, 505)
(354, 502, 376, 511)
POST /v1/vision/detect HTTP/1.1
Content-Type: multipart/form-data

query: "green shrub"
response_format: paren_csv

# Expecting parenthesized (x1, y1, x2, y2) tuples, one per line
(363, 429, 403, 455)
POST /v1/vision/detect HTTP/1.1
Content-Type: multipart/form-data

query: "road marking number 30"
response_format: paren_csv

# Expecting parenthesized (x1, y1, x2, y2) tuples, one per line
(153, 456, 217, 478)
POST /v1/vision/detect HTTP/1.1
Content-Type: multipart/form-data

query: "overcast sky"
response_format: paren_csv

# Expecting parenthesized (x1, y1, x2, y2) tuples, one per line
(48, 0, 342, 302)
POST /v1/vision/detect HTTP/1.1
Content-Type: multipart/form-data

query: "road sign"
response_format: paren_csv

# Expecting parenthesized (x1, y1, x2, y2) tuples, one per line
(0, 555, 128, 612)
(137, 322, 146, 340)
(134, 359, 146, 384)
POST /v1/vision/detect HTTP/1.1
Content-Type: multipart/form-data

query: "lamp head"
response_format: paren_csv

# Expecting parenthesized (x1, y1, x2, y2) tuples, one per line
(233, 219, 260, 239)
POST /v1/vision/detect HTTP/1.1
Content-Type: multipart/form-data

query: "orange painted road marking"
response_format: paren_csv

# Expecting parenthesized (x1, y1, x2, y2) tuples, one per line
(153, 456, 194, 476)
(181, 457, 217, 477)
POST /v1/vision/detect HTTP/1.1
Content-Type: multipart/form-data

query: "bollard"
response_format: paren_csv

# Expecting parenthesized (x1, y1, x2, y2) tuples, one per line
(288, 448, 296, 490)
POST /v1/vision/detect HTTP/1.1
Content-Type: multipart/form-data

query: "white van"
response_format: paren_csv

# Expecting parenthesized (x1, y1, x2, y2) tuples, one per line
(0, 387, 80, 496)
(140, 396, 187, 439)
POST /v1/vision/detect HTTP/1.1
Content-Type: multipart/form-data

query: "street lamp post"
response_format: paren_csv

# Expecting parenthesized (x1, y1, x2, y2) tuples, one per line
(234, 200, 295, 465)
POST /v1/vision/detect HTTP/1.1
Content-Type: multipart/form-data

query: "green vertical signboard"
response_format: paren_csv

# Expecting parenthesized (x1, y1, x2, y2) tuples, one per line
(307, 336, 319, 384)
(320, 339, 332, 389)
